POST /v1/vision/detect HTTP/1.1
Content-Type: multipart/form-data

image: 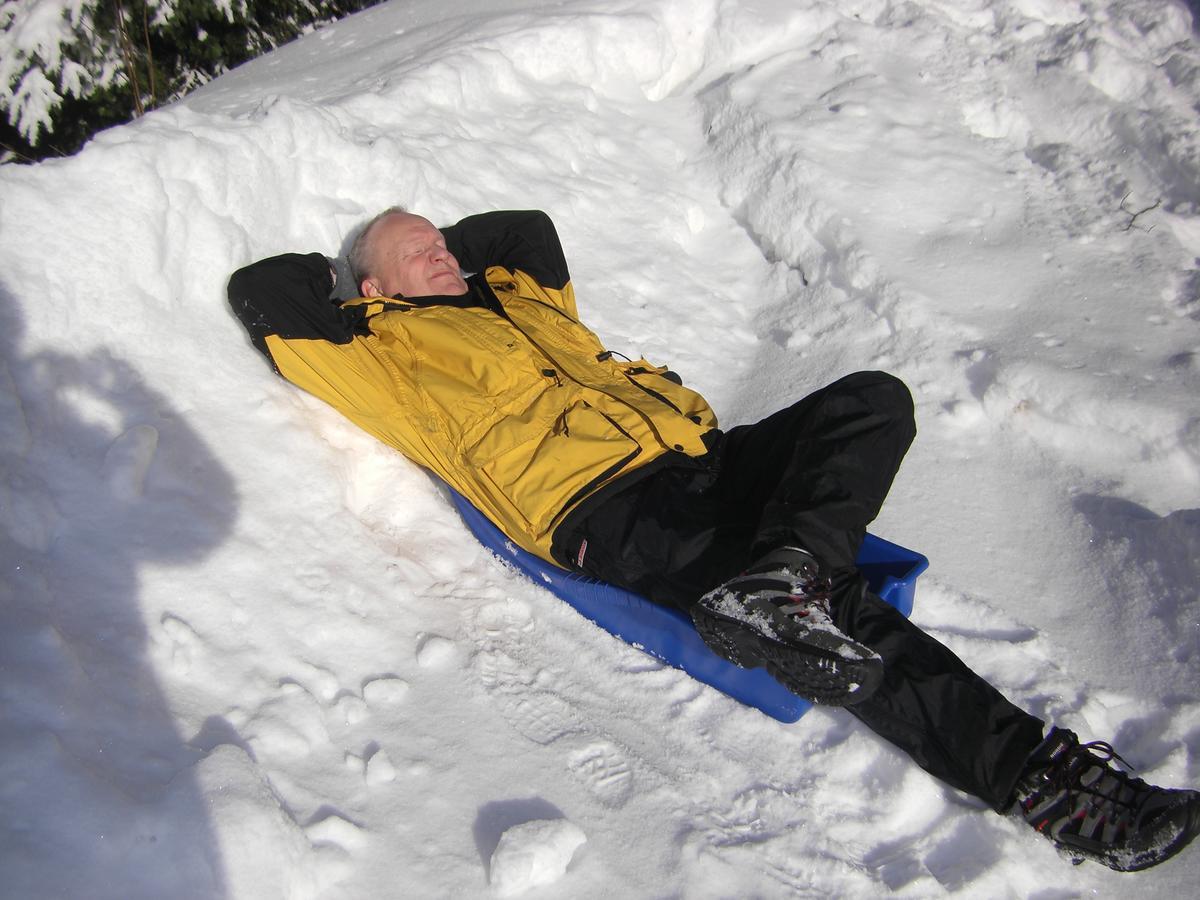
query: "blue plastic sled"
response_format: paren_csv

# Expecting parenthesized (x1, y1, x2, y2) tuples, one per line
(449, 489, 928, 723)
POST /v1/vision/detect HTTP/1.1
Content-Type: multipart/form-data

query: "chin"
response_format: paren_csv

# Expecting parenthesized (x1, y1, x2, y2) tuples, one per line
(437, 277, 468, 295)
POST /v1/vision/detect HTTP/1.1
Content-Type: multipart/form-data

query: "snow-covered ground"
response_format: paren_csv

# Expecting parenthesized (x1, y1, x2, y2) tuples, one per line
(3, 0, 1199, 896)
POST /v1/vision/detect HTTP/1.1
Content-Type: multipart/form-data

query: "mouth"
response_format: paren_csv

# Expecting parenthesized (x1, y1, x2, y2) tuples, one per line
(433, 269, 468, 293)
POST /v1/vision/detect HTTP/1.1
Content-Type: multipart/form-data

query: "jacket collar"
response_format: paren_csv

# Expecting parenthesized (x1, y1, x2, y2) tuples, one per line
(388, 274, 502, 315)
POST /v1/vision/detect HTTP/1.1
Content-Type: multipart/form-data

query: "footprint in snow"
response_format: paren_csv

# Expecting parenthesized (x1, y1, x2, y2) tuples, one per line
(469, 600, 636, 806)
(470, 600, 581, 745)
(682, 783, 888, 896)
(568, 741, 633, 806)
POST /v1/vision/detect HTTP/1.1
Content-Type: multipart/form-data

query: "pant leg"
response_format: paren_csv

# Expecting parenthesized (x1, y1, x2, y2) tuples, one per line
(715, 370, 916, 569)
(834, 577, 1046, 809)
(563, 372, 1042, 808)
(565, 370, 916, 607)
(562, 464, 752, 611)
(573, 487, 1045, 807)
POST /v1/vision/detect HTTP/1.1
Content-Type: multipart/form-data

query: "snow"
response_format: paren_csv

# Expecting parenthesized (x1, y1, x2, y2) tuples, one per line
(1, 0, 101, 141)
(489, 818, 587, 897)
(1, 0, 1199, 896)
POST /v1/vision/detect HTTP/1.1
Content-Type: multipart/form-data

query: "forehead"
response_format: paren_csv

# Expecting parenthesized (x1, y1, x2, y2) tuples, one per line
(375, 213, 440, 250)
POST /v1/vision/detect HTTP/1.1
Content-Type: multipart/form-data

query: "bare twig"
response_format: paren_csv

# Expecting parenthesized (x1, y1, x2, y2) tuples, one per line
(113, 0, 145, 117)
(1119, 191, 1161, 233)
(0, 140, 38, 164)
(141, 1, 158, 106)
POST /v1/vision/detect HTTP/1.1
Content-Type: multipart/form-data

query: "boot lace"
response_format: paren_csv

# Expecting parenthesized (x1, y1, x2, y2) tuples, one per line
(776, 566, 833, 619)
(1029, 740, 1148, 836)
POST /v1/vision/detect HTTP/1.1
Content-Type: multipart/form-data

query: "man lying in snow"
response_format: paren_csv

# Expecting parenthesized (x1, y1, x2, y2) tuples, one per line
(228, 208, 1200, 872)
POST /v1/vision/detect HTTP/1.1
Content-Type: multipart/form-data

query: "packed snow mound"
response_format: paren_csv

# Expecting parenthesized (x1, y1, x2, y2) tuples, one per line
(2, 0, 1199, 897)
(489, 818, 587, 896)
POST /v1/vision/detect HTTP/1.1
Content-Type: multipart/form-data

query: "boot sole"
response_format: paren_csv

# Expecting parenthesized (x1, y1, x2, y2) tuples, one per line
(692, 604, 883, 706)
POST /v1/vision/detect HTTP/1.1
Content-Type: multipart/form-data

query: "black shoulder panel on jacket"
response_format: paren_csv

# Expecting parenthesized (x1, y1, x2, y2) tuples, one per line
(227, 252, 367, 367)
(441, 210, 570, 291)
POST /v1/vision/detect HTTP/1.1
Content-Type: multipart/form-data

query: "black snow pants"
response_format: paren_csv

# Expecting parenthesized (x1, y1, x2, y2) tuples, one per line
(555, 371, 1046, 810)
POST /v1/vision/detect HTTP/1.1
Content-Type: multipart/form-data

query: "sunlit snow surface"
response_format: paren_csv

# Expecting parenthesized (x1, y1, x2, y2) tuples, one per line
(2, 0, 1199, 896)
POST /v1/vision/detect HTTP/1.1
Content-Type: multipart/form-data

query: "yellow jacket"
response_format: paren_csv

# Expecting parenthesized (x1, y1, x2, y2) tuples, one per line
(228, 211, 717, 562)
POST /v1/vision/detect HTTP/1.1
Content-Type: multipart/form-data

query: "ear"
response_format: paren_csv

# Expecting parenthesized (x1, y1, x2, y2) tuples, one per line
(361, 278, 383, 298)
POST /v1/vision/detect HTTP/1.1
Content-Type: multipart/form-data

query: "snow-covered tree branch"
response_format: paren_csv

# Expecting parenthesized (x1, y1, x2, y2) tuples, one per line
(1, 0, 378, 162)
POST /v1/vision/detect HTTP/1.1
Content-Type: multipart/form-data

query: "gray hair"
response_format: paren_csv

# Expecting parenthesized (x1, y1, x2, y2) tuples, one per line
(348, 205, 409, 287)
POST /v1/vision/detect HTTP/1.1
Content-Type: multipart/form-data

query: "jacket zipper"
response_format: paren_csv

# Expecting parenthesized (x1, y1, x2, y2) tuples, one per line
(622, 370, 683, 415)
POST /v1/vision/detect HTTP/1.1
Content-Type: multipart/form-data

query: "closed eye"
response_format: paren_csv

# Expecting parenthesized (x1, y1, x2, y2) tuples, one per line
(400, 240, 445, 260)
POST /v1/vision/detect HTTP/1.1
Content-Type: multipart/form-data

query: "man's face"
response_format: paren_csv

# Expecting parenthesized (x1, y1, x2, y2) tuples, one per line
(360, 213, 468, 298)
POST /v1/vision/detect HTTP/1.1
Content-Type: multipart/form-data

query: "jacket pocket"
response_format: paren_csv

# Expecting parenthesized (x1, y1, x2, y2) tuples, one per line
(465, 396, 641, 534)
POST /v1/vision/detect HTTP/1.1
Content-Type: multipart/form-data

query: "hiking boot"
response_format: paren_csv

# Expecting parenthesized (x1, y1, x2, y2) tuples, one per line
(691, 546, 883, 706)
(1009, 727, 1200, 871)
